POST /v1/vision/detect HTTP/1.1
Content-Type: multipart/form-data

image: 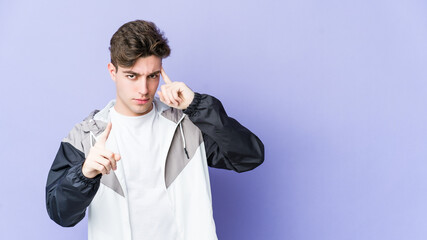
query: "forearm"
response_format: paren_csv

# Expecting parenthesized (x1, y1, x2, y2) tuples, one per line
(183, 93, 265, 172)
(46, 142, 101, 227)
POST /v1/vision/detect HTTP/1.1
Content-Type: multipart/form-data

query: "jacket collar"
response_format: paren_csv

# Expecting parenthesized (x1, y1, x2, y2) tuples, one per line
(83, 97, 184, 136)
(93, 97, 170, 122)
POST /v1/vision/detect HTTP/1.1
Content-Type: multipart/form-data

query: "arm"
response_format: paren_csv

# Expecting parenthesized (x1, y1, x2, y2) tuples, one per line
(46, 121, 120, 227)
(45, 141, 101, 227)
(183, 93, 265, 172)
(157, 68, 264, 172)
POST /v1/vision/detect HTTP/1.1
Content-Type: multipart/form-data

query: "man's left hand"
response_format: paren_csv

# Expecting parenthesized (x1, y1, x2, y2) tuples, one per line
(158, 68, 195, 110)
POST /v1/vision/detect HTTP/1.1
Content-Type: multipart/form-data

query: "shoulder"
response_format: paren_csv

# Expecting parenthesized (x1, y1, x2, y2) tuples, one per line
(61, 110, 97, 154)
(154, 97, 188, 123)
(153, 97, 170, 112)
(62, 98, 112, 152)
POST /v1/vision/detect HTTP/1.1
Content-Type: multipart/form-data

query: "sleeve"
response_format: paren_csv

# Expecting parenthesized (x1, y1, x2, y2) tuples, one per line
(45, 131, 101, 227)
(183, 92, 265, 172)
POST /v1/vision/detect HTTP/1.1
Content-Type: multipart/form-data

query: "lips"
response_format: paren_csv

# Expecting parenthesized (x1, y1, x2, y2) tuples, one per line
(134, 98, 149, 104)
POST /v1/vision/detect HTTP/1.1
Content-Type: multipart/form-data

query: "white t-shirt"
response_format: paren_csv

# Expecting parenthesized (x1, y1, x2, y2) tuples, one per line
(108, 103, 178, 240)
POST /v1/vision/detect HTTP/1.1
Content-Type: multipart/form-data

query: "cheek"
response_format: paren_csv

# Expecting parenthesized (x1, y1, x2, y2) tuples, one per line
(132, 83, 140, 92)
(116, 79, 137, 95)
(149, 80, 160, 91)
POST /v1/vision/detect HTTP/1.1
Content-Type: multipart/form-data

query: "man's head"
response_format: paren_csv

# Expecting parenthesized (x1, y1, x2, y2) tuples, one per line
(108, 20, 171, 116)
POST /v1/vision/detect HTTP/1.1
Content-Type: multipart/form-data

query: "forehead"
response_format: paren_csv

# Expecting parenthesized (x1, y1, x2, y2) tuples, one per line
(118, 55, 162, 74)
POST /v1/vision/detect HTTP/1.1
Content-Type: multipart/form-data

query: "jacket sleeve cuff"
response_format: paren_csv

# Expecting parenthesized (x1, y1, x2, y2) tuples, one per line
(183, 92, 202, 117)
(75, 163, 101, 185)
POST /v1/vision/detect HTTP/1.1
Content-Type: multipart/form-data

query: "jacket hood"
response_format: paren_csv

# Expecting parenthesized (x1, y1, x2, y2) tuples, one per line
(82, 97, 172, 135)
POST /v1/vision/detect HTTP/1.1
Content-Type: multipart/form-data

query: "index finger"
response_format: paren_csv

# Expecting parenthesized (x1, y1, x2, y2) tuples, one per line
(161, 67, 172, 84)
(97, 122, 112, 146)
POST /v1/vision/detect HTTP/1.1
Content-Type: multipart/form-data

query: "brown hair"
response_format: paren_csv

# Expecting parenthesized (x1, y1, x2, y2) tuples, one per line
(109, 20, 171, 70)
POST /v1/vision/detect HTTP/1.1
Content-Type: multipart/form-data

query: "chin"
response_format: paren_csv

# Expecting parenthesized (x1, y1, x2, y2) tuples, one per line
(132, 104, 153, 115)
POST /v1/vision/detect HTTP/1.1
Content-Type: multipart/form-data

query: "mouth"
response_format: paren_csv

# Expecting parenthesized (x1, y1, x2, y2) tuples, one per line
(133, 98, 150, 104)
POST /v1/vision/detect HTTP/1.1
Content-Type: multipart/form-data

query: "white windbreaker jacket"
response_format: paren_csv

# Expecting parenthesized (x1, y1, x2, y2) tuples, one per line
(46, 93, 264, 240)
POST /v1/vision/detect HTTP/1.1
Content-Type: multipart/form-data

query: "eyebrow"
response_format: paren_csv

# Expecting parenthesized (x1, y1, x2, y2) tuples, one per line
(122, 70, 161, 76)
(149, 70, 161, 76)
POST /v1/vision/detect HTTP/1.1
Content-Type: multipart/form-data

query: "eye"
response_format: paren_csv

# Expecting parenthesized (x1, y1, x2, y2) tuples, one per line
(148, 73, 159, 79)
(126, 74, 136, 80)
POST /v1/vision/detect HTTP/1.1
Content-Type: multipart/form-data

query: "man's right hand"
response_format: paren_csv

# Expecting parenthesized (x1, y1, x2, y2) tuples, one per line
(82, 122, 121, 178)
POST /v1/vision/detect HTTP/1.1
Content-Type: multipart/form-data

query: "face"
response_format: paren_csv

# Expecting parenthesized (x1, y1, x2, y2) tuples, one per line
(108, 55, 161, 116)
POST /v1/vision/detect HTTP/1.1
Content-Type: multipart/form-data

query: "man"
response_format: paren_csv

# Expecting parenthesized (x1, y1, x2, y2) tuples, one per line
(46, 20, 264, 240)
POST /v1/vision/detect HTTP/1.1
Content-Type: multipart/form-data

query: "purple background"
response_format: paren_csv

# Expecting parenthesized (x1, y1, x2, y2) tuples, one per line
(1, 0, 427, 239)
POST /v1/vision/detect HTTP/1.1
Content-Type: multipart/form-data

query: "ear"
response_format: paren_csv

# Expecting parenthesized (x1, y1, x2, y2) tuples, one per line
(107, 63, 117, 82)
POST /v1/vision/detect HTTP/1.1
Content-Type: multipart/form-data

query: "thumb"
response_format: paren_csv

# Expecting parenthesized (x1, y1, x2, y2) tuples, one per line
(114, 153, 121, 161)
(97, 122, 112, 146)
